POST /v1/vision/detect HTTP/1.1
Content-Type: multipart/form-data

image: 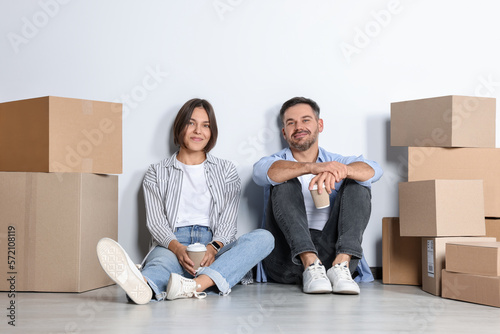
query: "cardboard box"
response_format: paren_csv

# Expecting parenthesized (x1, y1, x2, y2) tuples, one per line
(446, 242, 500, 276)
(486, 218, 500, 241)
(422, 237, 496, 296)
(399, 179, 485, 237)
(442, 270, 500, 308)
(0, 172, 118, 292)
(391, 95, 496, 148)
(0, 96, 122, 174)
(382, 217, 421, 285)
(408, 147, 500, 217)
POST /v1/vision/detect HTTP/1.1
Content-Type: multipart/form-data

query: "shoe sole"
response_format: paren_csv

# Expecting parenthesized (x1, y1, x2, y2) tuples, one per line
(97, 238, 152, 305)
(304, 288, 333, 294)
(333, 290, 360, 295)
(332, 287, 360, 295)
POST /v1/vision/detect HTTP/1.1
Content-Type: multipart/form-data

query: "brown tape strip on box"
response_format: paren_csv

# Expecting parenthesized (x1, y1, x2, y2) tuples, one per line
(81, 159, 94, 173)
(82, 100, 93, 115)
(80, 100, 94, 173)
(24, 174, 37, 289)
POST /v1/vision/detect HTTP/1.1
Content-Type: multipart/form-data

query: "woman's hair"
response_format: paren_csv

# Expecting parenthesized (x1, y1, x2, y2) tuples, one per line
(173, 98, 218, 153)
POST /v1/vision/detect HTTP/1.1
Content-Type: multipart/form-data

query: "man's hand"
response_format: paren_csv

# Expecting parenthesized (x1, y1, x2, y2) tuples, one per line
(308, 161, 374, 193)
(309, 161, 348, 193)
(268, 160, 374, 192)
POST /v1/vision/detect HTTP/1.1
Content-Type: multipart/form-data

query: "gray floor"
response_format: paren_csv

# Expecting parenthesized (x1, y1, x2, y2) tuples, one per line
(2, 280, 500, 334)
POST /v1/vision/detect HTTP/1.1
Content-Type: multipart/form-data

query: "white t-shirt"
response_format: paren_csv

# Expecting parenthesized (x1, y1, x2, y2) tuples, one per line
(175, 160, 211, 228)
(297, 173, 331, 231)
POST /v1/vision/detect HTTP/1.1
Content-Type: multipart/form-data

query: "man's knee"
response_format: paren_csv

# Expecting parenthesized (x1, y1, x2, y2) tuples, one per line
(271, 178, 301, 197)
(343, 179, 372, 203)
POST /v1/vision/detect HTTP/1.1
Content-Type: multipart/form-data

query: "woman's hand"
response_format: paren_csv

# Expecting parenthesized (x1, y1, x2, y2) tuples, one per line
(200, 243, 219, 268)
(169, 240, 196, 276)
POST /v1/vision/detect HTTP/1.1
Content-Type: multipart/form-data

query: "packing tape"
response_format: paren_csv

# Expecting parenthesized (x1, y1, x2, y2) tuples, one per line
(81, 158, 93, 173)
(24, 173, 37, 290)
(82, 100, 93, 115)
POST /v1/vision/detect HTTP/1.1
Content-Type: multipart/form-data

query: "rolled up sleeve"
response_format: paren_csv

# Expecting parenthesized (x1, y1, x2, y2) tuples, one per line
(337, 154, 383, 188)
(252, 155, 285, 187)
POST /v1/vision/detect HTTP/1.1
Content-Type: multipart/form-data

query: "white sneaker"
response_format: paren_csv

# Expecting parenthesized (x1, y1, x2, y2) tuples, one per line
(166, 273, 207, 300)
(302, 259, 333, 294)
(96, 238, 152, 304)
(327, 261, 360, 295)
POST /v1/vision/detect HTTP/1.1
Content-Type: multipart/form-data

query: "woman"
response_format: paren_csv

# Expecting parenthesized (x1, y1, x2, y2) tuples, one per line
(97, 98, 274, 304)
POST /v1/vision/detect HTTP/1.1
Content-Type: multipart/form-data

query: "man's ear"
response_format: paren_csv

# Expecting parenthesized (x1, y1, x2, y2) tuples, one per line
(282, 127, 286, 139)
(318, 118, 324, 133)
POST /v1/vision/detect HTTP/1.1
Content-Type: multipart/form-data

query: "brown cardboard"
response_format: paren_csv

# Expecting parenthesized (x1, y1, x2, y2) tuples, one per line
(408, 147, 500, 217)
(446, 242, 500, 276)
(0, 172, 118, 292)
(442, 270, 500, 308)
(391, 95, 496, 148)
(422, 237, 496, 296)
(486, 218, 500, 241)
(0, 96, 122, 174)
(382, 217, 421, 285)
(399, 179, 485, 237)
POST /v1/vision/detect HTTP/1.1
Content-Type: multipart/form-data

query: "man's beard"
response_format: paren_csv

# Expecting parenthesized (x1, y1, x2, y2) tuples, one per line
(288, 128, 319, 151)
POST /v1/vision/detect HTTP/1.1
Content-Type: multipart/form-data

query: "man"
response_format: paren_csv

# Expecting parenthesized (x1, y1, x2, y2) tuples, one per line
(253, 97, 383, 294)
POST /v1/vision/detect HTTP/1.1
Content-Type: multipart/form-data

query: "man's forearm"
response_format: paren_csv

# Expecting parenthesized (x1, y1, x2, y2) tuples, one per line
(268, 160, 375, 184)
(346, 162, 375, 182)
(267, 160, 312, 183)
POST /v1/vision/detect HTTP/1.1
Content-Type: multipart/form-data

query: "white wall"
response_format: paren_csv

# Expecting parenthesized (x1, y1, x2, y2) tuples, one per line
(1, 0, 500, 267)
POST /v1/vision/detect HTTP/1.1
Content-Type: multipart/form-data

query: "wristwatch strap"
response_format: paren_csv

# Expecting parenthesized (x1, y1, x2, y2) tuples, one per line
(209, 241, 221, 252)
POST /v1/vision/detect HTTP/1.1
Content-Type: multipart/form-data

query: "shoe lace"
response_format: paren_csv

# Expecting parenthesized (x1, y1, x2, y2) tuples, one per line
(309, 262, 328, 281)
(180, 278, 207, 299)
(336, 263, 354, 281)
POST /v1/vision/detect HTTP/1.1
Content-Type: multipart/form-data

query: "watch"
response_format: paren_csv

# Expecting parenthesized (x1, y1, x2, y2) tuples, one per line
(209, 241, 221, 253)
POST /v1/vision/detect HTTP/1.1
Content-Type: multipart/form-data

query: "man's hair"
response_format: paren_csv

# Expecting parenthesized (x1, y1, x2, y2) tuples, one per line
(173, 98, 218, 153)
(279, 97, 320, 125)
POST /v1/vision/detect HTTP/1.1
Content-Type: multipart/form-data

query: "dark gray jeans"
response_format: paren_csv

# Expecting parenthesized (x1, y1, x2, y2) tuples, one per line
(263, 178, 371, 284)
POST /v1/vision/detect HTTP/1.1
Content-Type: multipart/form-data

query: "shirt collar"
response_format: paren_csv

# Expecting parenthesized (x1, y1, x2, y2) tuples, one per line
(284, 147, 326, 163)
(162, 151, 216, 169)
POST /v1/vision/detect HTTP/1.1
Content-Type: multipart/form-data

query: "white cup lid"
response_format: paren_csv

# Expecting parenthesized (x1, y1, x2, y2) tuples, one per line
(186, 242, 207, 252)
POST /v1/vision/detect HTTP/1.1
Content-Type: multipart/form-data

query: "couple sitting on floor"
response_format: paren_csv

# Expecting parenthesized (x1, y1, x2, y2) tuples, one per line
(96, 97, 383, 303)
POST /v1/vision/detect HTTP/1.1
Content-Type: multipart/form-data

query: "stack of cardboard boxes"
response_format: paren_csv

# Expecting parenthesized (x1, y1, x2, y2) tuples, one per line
(383, 95, 500, 307)
(0, 96, 122, 293)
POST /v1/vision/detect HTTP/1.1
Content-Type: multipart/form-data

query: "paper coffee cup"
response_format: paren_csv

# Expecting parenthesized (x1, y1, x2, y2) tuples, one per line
(186, 243, 207, 271)
(310, 184, 330, 209)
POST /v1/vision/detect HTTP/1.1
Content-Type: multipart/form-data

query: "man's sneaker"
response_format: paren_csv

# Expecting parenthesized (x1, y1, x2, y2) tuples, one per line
(302, 259, 333, 294)
(96, 238, 152, 304)
(166, 273, 207, 300)
(327, 261, 360, 295)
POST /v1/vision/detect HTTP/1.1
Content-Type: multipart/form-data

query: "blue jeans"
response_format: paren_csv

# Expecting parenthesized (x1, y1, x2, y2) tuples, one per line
(141, 226, 274, 300)
(263, 178, 371, 284)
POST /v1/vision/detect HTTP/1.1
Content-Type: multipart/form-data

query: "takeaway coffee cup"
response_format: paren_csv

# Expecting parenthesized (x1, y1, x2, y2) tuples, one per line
(310, 184, 330, 209)
(186, 243, 207, 271)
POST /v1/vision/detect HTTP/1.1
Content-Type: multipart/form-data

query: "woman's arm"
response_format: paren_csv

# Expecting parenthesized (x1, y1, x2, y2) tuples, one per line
(142, 165, 176, 249)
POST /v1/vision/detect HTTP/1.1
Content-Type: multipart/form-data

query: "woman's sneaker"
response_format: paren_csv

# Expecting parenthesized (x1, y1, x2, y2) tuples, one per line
(302, 259, 333, 294)
(327, 261, 360, 295)
(166, 273, 207, 300)
(96, 238, 152, 304)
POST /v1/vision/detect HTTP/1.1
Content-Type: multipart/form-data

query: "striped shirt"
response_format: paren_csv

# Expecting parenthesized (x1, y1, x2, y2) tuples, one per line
(143, 152, 241, 249)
